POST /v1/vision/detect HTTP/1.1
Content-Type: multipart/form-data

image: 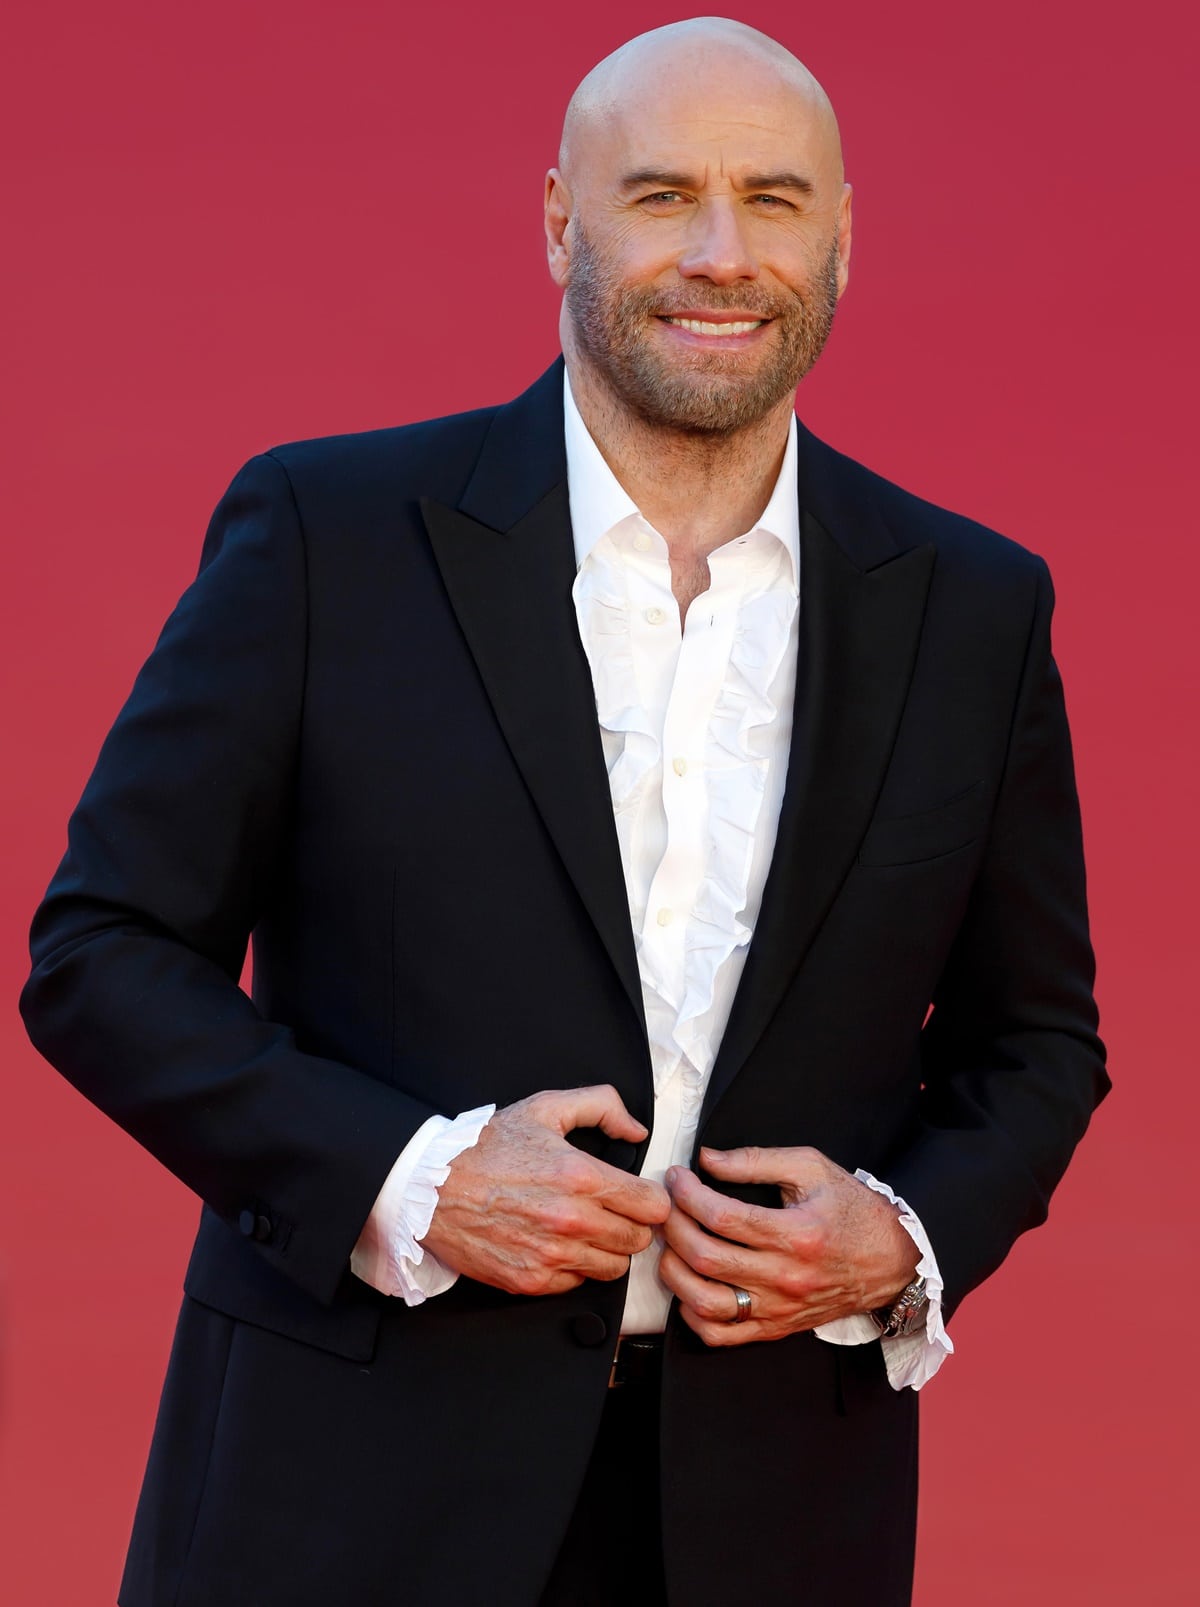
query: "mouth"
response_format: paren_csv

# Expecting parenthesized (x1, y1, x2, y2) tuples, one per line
(658, 314, 769, 337)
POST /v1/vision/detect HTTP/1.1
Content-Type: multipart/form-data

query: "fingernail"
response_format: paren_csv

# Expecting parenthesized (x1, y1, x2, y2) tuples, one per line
(665, 1168, 678, 1185)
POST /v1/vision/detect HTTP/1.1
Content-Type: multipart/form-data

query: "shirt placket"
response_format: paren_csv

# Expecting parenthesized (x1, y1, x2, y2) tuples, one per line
(639, 561, 742, 1069)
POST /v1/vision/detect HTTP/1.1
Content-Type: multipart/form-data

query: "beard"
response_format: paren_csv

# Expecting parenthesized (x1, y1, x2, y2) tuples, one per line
(564, 223, 841, 435)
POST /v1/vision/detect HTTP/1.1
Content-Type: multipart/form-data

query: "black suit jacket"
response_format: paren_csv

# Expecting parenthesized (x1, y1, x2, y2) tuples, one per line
(21, 360, 1108, 1607)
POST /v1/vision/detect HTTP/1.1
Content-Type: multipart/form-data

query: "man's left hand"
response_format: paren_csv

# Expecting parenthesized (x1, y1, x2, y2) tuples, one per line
(661, 1145, 919, 1347)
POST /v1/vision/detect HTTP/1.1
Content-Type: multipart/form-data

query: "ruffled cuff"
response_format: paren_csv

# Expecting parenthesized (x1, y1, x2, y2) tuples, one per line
(349, 1105, 495, 1307)
(812, 1169, 954, 1391)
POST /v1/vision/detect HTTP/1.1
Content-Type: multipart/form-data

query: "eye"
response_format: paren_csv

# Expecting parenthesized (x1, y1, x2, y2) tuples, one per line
(748, 193, 793, 210)
(639, 191, 688, 207)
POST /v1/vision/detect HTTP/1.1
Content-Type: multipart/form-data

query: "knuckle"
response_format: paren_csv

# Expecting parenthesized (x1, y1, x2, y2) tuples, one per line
(690, 1243, 721, 1278)
(632, 1178, 666, 1213)
(558, 1152, 595, 1189)
(779, 1265, 811, 1301)
(538, 1239, 571, 1271)
(538, 1199, 583, 1236)
(698, 1289, 728, 1321)
(594, 1255, 631, 1283)
(799, 1220, 827, 1256)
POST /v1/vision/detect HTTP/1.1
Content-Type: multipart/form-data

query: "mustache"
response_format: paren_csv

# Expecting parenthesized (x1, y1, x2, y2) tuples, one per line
(631, 289, 803, 320)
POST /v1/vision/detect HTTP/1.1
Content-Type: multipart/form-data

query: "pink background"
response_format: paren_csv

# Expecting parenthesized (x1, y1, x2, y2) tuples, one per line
(2, 2, 1196, 1600)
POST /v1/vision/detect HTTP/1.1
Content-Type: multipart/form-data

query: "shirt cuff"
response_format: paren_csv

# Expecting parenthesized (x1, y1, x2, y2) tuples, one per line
(350, 1104, 495, 1306)
(812, 1169, 954, 1391)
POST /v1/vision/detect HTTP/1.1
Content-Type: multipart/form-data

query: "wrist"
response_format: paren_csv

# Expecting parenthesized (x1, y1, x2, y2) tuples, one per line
(870, 1276, 929, 1339)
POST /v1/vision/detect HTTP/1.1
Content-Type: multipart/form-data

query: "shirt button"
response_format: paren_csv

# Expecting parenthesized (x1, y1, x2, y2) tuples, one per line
(633, 531, 651, 552)
(645, 606, 665, 625)
(672, 757, 688, 777)
(656, 907, 673, 927)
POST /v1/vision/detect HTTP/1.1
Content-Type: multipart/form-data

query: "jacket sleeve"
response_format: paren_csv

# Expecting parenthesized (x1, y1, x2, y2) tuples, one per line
(19, 453, 439, 1307)
(883, 558, 1110, 1317)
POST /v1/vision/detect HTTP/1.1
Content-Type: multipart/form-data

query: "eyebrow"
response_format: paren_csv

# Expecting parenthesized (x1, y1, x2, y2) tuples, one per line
(619, 167, 815, 196)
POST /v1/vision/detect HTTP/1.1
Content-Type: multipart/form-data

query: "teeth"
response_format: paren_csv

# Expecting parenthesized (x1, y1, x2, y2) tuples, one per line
(665, 318, 763, 336)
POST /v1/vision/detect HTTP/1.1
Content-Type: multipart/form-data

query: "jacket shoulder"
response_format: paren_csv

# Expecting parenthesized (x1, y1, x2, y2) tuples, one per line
(825, 437, 1049, 585)
(806, 424, 1053, 588)
(258, 402, 502, 508)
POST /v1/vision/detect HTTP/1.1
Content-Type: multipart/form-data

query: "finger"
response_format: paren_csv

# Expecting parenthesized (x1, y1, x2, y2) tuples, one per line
(539, 1085, 649, 1144)
(659, 1246, 758, 1324)
(539, 1270, 587, 1296)
(523, 1224, 634, 1286)
(662, 1203, 758, 1285)
(568, 1202, 657, 1257)
(666, 1168, 782, 1248)
(588, 1159, 672, 1225)
(699, 1144, 831, 1190)
(676, 1302, 766, 1348)
(569, 1245, 637, 1284)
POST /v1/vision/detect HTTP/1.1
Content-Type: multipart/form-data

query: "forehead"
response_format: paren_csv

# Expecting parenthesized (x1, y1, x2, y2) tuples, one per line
(584, 54, 836, 188)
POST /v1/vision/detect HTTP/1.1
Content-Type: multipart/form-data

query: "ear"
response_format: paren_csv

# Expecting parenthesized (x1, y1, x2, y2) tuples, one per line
(545, 168, 572, 289)
(835, 182, 853, 298)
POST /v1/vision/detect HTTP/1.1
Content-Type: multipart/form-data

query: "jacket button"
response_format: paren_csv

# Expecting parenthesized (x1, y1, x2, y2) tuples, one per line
(238, 1209, 273, 1243)
(569, 1312, 609, 1348)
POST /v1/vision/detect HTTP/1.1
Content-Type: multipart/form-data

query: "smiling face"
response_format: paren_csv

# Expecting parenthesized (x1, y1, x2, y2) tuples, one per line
(547, 23, 852, 436)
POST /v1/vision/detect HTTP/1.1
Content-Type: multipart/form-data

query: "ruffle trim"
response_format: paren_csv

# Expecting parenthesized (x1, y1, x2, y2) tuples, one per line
(576, 541, 797, 1078)
(812, 1170, 954, 1391)
(385, 1104, 496, 1307)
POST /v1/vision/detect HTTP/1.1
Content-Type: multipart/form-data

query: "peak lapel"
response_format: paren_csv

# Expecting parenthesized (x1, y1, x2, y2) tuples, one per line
(702, 435, 936, 1126)
(420, 363, 644, 1028)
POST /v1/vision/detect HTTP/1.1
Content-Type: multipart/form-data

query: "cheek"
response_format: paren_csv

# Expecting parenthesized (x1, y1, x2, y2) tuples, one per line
(590, 217, 690, 282)
(762, 229, 838, 288)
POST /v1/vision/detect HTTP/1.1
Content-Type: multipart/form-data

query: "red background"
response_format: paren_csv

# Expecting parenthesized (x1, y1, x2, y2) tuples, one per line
(2, 2, 1196, 1600)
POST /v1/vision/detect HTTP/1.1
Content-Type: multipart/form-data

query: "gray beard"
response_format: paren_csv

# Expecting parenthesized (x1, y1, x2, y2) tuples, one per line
(565, 227, 841, 436)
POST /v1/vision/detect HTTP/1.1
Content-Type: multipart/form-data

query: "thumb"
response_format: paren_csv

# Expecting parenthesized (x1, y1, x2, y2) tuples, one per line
(700, 1144, 821, 1190)
(545, 1084, 648, 1144)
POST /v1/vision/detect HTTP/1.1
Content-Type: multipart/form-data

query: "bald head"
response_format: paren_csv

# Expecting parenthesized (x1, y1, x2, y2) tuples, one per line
(559, 18, 843, 191)
(545, 17, 853, 438)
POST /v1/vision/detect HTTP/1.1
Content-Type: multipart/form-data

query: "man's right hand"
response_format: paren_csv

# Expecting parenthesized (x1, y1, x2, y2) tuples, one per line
(419, 1085, 670, 1296)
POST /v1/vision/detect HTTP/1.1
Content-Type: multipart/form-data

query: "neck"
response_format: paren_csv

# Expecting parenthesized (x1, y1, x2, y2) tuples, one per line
(564, 347, 794, 564)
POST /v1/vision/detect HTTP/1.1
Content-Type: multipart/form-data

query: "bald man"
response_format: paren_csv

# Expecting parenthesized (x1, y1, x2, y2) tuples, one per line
(22, 18, 1107, 1607)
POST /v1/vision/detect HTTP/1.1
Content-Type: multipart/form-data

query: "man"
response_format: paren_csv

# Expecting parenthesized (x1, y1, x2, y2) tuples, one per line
(20, 17, 1108, 1607)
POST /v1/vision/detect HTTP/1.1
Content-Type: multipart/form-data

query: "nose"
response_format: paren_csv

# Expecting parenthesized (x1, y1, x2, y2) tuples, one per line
(677, 198, 759, 285)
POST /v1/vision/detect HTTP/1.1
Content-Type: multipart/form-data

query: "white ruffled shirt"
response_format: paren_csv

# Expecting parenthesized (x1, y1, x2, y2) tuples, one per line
(351, 374, 952, 1390)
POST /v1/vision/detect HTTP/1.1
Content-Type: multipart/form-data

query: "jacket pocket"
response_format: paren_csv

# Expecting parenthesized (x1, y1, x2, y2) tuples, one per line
(857, 782, 987, 867)
(183, 1205, 382, 1362)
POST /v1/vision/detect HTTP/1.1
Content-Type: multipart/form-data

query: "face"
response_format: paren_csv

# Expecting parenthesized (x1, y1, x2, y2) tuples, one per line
(547, 55, 852, 435)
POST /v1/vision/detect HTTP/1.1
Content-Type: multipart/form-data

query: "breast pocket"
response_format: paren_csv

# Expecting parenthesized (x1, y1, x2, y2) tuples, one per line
(857, 782, 988, 868)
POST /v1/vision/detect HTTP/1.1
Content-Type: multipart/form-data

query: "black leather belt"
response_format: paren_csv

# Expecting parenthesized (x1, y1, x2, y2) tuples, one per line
(608, 1334, 664, 1390)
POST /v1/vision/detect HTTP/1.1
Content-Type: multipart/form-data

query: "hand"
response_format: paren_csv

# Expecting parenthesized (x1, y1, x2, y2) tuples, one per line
(420, 1085, 671, 1297)
(660, 1145, 919, 1347)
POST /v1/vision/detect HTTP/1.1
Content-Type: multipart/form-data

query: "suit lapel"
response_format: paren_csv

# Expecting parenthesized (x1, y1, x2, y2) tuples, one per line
(701, 431, 936, 1125)
(421, 366, 935, 1118)
(420, 362, 645, 1029)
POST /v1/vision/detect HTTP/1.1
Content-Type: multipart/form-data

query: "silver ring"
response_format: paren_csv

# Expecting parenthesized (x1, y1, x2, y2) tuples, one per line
(729, 1286, 752, 1324)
